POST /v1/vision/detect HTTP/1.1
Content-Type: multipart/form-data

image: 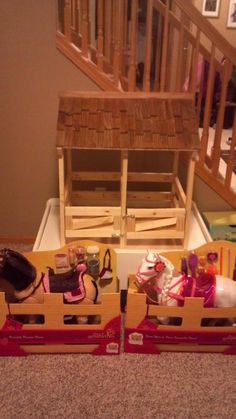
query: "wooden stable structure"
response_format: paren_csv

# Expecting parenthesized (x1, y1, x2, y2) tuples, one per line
(57, 91, 200, 248)
(125, 241, 236, 354)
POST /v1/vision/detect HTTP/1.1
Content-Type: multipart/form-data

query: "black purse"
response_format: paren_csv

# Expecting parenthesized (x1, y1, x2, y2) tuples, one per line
(99, 249, 113, 280)
(0, 248, 37, 291)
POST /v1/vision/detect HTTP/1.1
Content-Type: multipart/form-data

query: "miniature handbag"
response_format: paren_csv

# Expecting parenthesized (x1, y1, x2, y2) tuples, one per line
(99, 249, 113, 280)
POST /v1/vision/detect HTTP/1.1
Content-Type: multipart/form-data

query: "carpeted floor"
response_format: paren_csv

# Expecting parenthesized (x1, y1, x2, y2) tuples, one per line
(1, 352, 236, 419)
(1, 243, 236, 418)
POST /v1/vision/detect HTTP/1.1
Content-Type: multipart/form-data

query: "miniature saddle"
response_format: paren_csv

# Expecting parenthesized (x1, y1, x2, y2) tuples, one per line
(180, 273, 216, 308)
(43, 265, 87, 303)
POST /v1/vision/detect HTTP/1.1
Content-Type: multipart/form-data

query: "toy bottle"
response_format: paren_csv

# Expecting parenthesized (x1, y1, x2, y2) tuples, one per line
(86, 245, 100, 280)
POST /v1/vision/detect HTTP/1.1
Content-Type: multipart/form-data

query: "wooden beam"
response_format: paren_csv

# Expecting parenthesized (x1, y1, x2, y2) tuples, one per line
(135, 217, 177, 232)
(71, 216, 114, 230)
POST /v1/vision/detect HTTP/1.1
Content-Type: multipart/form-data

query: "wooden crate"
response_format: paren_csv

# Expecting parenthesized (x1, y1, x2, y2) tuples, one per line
(0, 241, 121, 356)
(124, 241, 236, 354)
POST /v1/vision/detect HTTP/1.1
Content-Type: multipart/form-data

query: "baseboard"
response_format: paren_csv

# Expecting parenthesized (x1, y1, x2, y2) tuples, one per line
(0, 236, 35, 244)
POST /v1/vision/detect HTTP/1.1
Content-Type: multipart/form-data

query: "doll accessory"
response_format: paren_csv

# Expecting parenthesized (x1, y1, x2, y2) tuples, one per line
(99, 249, 113, 280)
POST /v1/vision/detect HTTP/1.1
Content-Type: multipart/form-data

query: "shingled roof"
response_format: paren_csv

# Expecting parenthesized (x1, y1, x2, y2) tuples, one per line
(57, 92, 200, 151)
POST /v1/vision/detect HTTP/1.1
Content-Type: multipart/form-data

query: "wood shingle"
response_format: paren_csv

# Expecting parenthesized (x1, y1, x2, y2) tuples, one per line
(57, 92, 200, 151)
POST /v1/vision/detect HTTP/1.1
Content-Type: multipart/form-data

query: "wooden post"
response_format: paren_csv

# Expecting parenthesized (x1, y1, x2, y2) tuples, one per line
(64, 0, 72, 41)
(175, 11, 184, 92)
(171, 151, 179, 205)
(183, 152, 196, 249)
(160, 0, 169, 91)
(97, 0, 104, 70)
(143, 0, 153, 92)
(120, 150, 128, 247)
(211, 59, 232, 177)
(81, 0, 89, 57)
(153, 11, 163, 91)
(104, 0, 112, 62)
(57, 147, 66, 246)
(113, 0, 122, 86)
(128, 0, 138, 91)
(225, 108, 236, 188)
(199, 44, 215, 164)
(189, 28, 200, 93)
(121, 0, 128, 76)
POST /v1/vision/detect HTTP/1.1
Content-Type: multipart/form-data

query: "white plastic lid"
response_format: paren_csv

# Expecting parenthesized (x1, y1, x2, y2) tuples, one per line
(86, 245, 100, 255)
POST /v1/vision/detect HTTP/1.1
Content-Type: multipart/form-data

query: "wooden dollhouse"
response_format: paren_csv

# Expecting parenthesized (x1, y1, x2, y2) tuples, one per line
(57, 91, 200, 248)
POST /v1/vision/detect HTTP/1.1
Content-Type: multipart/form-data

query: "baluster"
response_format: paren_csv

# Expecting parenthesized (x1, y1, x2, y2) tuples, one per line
(211, 59, 232, 176)
(160, 0, 170, 91)
(64, 0, 72, 41)
(111, 0, 116, 65)
(225, 110, 236, 188)
(189, 28, 200, 93)
(104, 0, 112, 63)
(71, 0, 75, 30)
(81, 0, 89, 57)
(153, 11, 163, 91)
(195, 54, 205, 121)
(143, 0, 153, 92)
(97, 0, 104, 70)
(128, 0, 138, 91)
(69, 0, 79, 46)
(118, 0, 125, 83)
(113, 0, 122, 86)
(57, 0, 65, 33)
(165, 19, 174, 92)
(121, 0, 129, 76)
(199, 44, 215, 165)
(74, 0, 80, 46)
(78, 0, 82, 31)
(175, 10, 184, 92)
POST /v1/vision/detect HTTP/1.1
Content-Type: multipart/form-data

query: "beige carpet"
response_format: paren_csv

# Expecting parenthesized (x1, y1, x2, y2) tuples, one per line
(1, 243, 236, 418)
(1, 352, 236, 419)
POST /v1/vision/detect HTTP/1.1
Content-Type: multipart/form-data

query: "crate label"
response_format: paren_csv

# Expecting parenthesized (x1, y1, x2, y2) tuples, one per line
(125, 324, 236, 346)
(0, 316, 121, 345)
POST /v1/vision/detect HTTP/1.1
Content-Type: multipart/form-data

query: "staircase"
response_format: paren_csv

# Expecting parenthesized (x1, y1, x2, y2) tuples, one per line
(56, 0, 236, 208)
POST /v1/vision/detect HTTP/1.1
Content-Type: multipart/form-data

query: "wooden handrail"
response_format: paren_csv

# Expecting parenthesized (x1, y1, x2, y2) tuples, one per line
(56, 0, 236, 208)
(174, 0, 236, 66)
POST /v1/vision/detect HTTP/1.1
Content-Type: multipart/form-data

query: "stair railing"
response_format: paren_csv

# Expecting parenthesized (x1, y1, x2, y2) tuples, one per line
(57, 0, 236, 207)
